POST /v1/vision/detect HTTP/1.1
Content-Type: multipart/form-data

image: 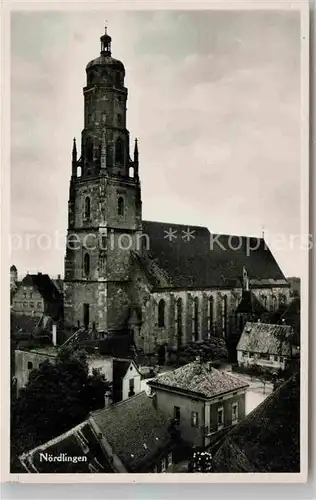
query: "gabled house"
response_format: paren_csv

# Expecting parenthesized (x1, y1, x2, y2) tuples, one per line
(19, 392, 175, 473)
(237, 322, 297, 373)
(148, 360, 249, 449)
(12, 272, 63, 321)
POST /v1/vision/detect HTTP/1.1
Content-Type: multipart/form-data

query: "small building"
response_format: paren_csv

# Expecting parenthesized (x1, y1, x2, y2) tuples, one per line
(19, 392, 175, 473)
(212, 373, 300, 472)
(14, 345, 141, 402)
(237, 322, 296, 373)
(148, 360, 249, 449)
(12, 272, 63, 321)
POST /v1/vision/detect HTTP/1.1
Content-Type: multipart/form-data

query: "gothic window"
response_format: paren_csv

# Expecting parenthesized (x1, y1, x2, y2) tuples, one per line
(84, 253, 90, 277)
(207, 296, 214, 335)
(84, 197, 91, 219)
(158, 299, 165, 328)
(86, 137, 93, 163)
(193, 297, 199, 341)
(176, 298, 183, 335)
(117, 196, 124, 216)
(115, 138, 124, 165)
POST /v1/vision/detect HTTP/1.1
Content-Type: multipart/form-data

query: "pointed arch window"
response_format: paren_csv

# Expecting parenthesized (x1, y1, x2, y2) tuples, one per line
(176, 298, 183, 344)
(84, 253, 90, 277)
(115, 138, 124, 165)
(158, 299, 165, 328)
(192, 297, 199, 342)
(84, 197, 91, 219)
(118, 196, 124, 216)
(207, 296, 214, 335)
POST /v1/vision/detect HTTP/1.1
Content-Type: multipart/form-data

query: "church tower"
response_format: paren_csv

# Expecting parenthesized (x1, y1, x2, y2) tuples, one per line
(64, 27, 142, 335)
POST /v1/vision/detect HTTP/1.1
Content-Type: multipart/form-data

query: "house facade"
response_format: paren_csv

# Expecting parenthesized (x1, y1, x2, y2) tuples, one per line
(148, 361, 249, 449)
(62, 26, 290, 358)
(12, 273, 63, 321)
(237, 322, 296, 373)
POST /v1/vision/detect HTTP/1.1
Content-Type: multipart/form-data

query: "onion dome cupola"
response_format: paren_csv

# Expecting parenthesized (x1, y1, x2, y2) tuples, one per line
(85, 26, 125, 88)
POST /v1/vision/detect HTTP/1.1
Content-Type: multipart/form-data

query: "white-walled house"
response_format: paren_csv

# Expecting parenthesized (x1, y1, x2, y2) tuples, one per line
(14, 347, 141, 403)
(237, 322, 296, 372)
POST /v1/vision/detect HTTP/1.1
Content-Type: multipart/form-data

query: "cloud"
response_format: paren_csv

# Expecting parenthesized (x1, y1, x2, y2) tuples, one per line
(10, 10, 302, 277)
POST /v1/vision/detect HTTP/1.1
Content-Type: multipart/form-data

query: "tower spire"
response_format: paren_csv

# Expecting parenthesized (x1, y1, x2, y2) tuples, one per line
(72, 137, 77, 177)
(134, 138, 139, 180)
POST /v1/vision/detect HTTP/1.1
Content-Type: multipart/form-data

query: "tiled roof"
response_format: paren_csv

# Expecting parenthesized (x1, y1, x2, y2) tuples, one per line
(21, 273, 62, 303)
(236, 291, 267, 315)
(113, 359, 130, 381)
(90, 391, 172, 471)
(19, 421, 113, 473)
(237, 322, 294, 356)
(213, 374, 300, 472)
(148, 361, 249, 399)
(136, 221, 288, 290)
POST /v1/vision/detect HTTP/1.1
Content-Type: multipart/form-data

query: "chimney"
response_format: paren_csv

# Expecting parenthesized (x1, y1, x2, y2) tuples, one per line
(104, 390, 112, 408)
(52, 323, 57, 346)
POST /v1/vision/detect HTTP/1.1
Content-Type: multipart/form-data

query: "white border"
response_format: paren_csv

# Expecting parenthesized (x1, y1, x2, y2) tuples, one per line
(1, 0, 310, 485)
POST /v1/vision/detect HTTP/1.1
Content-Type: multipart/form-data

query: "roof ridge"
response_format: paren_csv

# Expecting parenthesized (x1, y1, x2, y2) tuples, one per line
(91, 390, 147, 416)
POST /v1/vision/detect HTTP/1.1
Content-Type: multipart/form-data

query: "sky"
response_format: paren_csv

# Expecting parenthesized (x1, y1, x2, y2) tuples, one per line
(10, 9, 303, 278)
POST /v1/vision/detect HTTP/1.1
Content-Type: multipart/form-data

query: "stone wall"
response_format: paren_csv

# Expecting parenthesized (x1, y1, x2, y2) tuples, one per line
(133, 286, 291, 355)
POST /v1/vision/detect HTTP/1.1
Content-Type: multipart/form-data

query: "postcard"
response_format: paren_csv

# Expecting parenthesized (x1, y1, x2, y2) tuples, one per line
(2, 0, 310, 484)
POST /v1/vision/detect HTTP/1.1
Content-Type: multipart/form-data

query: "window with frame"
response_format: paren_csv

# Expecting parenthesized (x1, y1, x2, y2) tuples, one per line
(274, 355, 278, 362)
(280, 356, 284, 363)
(174, 406, 180, 422)
(232, 402, 239, 422)
(191, 411, 199, 428)
(27, 361, 33, 370)
(217, 407, 224, 427)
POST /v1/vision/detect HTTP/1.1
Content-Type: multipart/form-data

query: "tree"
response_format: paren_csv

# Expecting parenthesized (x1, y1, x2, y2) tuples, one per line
(177, 337, 228, 366)
(11, 346, 111, 471)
